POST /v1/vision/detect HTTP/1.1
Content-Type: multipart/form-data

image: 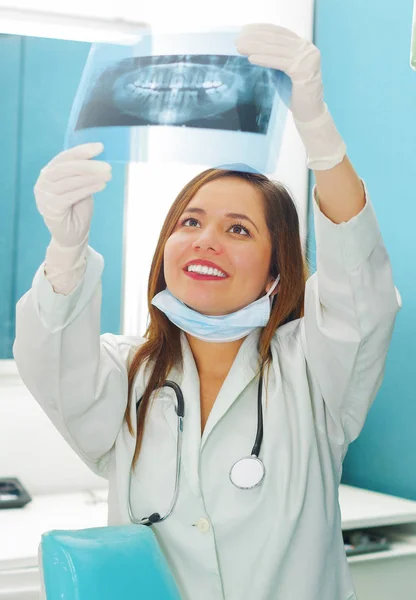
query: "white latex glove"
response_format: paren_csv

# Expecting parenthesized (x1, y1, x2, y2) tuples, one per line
(34, 142, 112, 295)
(235, 23, 347, 170)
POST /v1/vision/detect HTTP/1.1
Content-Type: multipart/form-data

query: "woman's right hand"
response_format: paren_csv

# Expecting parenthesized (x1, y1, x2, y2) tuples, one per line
(34, 142, 112, 247)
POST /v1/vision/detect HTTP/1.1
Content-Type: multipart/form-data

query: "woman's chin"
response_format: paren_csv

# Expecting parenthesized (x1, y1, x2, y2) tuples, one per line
(183, 298, 229, 316)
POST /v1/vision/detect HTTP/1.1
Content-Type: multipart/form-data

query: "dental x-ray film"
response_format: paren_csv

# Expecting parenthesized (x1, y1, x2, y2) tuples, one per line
(64, 28, 292, 173)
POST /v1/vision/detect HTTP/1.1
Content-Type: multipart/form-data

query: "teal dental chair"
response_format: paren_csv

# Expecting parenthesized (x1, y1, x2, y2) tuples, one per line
(38, 525, 182, 599)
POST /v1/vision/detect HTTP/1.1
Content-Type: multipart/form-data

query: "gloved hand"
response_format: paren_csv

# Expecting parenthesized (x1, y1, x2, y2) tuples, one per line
(34, 142, 112, 295)
(235, 24, 347, 170)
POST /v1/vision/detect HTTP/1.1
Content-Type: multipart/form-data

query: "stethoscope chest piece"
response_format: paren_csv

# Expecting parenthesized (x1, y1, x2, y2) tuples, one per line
(229, 456, 265, 490)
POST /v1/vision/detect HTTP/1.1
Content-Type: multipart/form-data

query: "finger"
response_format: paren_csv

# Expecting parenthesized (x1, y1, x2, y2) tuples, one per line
(46, 142, 104, 168)
(236, 40, 296, 61)
(238, 23, 300, 40)
(247, 54, 293, 73)
(46, 173, 112, 196)
(60, 181, 109, 208)
(236, 32, 299, 53)
(43, 181, 108, 215)
(46, 159, 111, 182)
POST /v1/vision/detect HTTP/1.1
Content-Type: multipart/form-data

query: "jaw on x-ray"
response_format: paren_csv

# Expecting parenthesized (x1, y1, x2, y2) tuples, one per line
(64, 28, 292, 173)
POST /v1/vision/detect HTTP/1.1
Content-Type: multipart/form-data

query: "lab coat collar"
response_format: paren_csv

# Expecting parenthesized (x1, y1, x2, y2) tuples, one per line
(181, 329, 263, 440)
(163, 329, 263, 493)
(198, 330, 263, 448)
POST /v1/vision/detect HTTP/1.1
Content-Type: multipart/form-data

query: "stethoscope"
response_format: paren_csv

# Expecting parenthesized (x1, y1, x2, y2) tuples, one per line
(128, 375, 265, 527)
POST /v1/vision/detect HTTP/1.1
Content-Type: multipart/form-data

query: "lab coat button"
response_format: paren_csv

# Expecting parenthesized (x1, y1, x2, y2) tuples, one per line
(196, 517, 210, 533)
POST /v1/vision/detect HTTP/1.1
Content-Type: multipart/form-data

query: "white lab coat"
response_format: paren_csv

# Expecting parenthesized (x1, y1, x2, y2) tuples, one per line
(13, 186, 401, 600)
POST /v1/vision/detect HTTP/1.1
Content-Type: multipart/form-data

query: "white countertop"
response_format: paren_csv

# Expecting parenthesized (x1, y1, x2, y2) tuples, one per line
(0, 489, 108, 570)
(340, 484, 416, 530)
(2, 484, 416, 571)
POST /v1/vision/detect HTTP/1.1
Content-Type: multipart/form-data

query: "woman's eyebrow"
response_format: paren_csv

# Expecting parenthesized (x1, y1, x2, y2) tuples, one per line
(182, 207, 259, 233)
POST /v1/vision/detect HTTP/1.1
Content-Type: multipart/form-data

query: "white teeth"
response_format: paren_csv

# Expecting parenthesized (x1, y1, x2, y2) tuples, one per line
(187, 264, 226, 277)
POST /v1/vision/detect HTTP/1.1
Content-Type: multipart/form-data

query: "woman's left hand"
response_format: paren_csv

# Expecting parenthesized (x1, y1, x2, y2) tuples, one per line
(235, 23, 347, 171)
(235, 23, 324, 123)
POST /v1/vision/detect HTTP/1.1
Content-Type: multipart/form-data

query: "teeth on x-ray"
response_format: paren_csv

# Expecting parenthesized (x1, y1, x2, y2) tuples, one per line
(112, 60, 247, 125)
(74, 53, 279, 133)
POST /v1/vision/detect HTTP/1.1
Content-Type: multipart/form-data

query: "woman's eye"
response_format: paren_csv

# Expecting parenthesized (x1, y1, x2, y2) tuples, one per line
(229, 224, 250, 236)
(181, 218, 199, 227)
(180, 218, 250, 236)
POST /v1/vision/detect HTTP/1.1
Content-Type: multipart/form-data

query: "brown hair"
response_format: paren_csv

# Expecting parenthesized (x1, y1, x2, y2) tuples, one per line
(124, 167, 308, 469)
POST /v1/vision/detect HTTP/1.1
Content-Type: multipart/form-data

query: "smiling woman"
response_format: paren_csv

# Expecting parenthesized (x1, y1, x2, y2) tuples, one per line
(163, 176, 276, 316)
(9, 9, 404, 600)
(127, 164, 307, 466)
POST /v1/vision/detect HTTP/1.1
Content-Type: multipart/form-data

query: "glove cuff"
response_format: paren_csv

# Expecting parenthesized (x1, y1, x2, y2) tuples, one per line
(293, 103, 347, 171)
(44, 236, 89, 295)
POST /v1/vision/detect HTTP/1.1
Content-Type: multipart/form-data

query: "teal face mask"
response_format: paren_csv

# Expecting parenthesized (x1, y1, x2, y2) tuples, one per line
(151, 275, 280, 343)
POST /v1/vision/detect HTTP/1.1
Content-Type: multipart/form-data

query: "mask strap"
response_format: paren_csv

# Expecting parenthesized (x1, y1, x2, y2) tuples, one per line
(266, 274, 280, 298)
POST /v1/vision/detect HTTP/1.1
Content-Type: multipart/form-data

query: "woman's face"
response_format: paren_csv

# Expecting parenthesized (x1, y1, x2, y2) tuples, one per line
(163, 176, 276, 316)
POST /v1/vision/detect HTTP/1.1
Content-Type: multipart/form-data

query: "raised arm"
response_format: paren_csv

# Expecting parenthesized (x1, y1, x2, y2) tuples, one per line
(13, 144, 138, 476)
(236, 24, 401, 446)
(235, 23, 365, 223)
(314, 156, 365, 224)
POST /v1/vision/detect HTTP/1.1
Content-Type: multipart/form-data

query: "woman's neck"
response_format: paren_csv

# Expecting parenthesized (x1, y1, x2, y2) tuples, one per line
(185, 333, 246, 379)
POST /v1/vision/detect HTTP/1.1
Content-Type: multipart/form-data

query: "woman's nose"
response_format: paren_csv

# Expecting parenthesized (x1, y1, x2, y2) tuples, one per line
(191, 226, 221, 250)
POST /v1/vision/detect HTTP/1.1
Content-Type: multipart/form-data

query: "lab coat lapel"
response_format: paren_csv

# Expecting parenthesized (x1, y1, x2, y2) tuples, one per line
(200, 329, 262, 450)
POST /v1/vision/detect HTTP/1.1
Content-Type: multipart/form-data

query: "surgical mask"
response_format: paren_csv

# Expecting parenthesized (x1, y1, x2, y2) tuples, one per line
(151, 275, 280, 343)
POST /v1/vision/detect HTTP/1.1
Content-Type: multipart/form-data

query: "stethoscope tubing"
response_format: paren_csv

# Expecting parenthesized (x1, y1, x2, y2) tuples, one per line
(128, 376, 264, 526)
(252, 373, 263, 457)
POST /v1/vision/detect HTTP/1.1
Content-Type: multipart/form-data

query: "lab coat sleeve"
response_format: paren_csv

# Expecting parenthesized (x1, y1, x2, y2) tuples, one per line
(13, 246, 142, 477)
(300, 183, 402, 447)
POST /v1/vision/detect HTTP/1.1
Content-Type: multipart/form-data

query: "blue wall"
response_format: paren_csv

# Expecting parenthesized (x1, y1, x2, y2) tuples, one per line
(0, 35, 126, 359)
(308, 0, 416, 500)
(0, 35, 21, 359)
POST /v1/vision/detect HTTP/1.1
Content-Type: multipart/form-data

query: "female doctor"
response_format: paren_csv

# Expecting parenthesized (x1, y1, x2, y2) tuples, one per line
(13, 24, 401, 600)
